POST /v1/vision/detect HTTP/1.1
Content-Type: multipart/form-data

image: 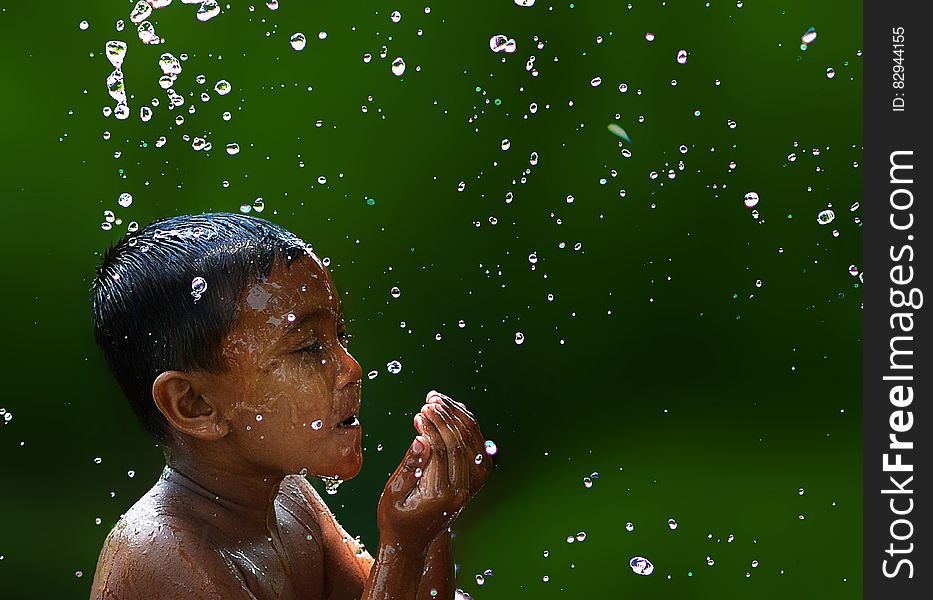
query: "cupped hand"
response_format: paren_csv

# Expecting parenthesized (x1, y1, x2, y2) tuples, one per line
(376, 391, 492, 554)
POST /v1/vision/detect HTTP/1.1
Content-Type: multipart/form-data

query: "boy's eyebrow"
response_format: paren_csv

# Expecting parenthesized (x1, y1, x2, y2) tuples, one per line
(280, 305, 344, 339)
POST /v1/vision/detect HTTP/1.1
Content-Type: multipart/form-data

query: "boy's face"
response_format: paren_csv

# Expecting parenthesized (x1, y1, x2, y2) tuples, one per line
(205, 251, 363, 481)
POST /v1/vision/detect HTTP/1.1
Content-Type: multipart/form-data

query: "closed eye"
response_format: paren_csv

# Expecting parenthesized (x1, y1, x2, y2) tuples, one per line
(299, 340, 323, 354)
(299, 331, 351, 354)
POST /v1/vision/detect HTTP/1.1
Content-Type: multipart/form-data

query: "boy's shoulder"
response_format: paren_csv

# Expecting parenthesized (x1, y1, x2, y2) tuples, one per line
(89, 486, 254, 599)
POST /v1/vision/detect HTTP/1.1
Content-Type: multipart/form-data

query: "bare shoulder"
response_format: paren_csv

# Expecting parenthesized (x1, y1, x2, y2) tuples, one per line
(89, 499, 252, 600)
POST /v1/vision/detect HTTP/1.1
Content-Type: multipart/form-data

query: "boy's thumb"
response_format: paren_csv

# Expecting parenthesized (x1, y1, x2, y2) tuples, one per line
(388, 436, 430, 498)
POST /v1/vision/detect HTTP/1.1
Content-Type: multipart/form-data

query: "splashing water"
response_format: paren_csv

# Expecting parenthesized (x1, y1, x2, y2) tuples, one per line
(321, 476, 344, 495)
(391, 57, 406, 76)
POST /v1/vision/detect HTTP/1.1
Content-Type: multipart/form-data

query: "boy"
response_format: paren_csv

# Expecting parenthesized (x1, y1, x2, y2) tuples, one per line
(89, 213, 491, 599)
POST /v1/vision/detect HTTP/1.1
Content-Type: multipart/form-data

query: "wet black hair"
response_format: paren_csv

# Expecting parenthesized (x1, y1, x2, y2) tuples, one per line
(91, 212, 310, 444)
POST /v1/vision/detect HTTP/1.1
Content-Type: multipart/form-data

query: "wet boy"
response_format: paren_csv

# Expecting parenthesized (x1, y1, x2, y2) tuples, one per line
(89, 213, 491, 599)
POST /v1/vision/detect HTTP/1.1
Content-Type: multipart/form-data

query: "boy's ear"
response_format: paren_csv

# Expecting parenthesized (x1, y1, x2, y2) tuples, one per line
(152, 371, 229, 441)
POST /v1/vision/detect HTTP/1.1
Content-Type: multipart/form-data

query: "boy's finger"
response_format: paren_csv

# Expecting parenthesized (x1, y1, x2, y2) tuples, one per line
(417, 408, 449, 496)
(429, 392, 482, 442)
(429, 404, 469, 495)
(387, 435, 430, 499)
(435, 400, 488, 492)
(427, 391, 476, 421)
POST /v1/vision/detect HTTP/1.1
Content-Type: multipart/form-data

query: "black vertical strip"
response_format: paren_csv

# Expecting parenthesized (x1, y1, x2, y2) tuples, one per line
(864, 1, 930, 597)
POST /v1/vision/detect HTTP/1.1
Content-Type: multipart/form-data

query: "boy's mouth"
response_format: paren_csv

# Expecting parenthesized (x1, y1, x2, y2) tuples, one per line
(336, 414, 360, 428)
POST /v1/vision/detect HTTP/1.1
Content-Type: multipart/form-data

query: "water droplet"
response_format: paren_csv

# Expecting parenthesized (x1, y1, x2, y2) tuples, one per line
(817, 209, 835, 225)
(625, 521, 634, 532)
(311, 419, 323, 430)
(583, 477, 593, 488)
(591, 76, 602, 87)
(191, 276, 207, 300)
(458, 319, 466, 328)
(630, 556, 654, 576)
(392, 57, 406, 76)
(106, 41, 127, 69)
(752, 560, 759, 568)
(137, 20, 158, 44)
(290, 33, 307, 51)
(514, 0, 536, 6)
(214, 79, 232, 95)
(197, 0, 221, 22)
(475, 574, 485, 585)
(367, 370, 379, 380)
(644, 32, 655, 42)
(159, 53, 181, 75)
(127, 470, 135, 478)
(500, 138, 511, 151)
(489, 34, 516, 53)
(225, 143, 240, 156)
(389, 286, 401, 299)
(826, 67, 835, 79)
(514, 332, 525, 345)
(542, 575, 550, 582)
(390, 10, 402, 23)
(608, 123, 631, 143)
(575, 531, 586, 542)
(117, 193, 133, 207)
(707, 555, 715, 566)
(484, 439, 498, 455)
(107, 70, 126, 103)
(387, 360, 402, 375)
(668, 518, 678, 530)
(801, 27, 817, 45)
(474, 453, 483, 465)
(727, 533, 735, 543)
(676, 49, 688, 64)
(414, 467, 423, 478)
(743, 191, 760, 208)
(266, 0, 279, 9)
(130, 2, 152, 24)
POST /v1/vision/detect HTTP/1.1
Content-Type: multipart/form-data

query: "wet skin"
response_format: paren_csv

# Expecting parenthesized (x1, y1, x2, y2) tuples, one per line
(89, 252, 491, 599)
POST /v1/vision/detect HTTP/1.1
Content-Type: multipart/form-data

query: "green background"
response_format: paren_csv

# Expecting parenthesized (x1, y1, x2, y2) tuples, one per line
(0, 0, 862, 597)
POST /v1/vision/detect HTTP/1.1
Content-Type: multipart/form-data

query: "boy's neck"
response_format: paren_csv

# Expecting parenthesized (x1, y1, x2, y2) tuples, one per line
(161, 444, 285, 532)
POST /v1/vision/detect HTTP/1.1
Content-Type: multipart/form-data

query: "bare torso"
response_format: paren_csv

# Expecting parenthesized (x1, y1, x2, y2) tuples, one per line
(90, 471, 370, 600)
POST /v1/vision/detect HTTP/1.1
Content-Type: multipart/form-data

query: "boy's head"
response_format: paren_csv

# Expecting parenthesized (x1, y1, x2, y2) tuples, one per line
(91, 213, 363, 480)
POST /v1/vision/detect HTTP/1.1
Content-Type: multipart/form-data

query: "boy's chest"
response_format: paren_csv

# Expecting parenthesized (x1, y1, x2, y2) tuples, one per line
(223, 494, 326, 599)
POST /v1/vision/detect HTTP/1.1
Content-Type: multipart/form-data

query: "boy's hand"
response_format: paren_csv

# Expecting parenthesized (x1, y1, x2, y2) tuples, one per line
(376, 391, 492, 554)
(422, 390, 491, 499)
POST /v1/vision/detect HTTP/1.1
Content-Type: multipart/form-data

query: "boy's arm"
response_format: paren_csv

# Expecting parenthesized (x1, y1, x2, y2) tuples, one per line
(415, 531, 455, 599)
(298, 477, 454, 600)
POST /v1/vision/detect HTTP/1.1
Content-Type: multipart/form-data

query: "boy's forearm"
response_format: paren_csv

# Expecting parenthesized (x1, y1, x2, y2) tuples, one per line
(361, 540, 427, 600)
(416, 531, 454, 600)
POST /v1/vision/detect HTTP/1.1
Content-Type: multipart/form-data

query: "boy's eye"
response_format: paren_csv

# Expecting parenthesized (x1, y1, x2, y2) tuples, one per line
(300, 341, 323, 354)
